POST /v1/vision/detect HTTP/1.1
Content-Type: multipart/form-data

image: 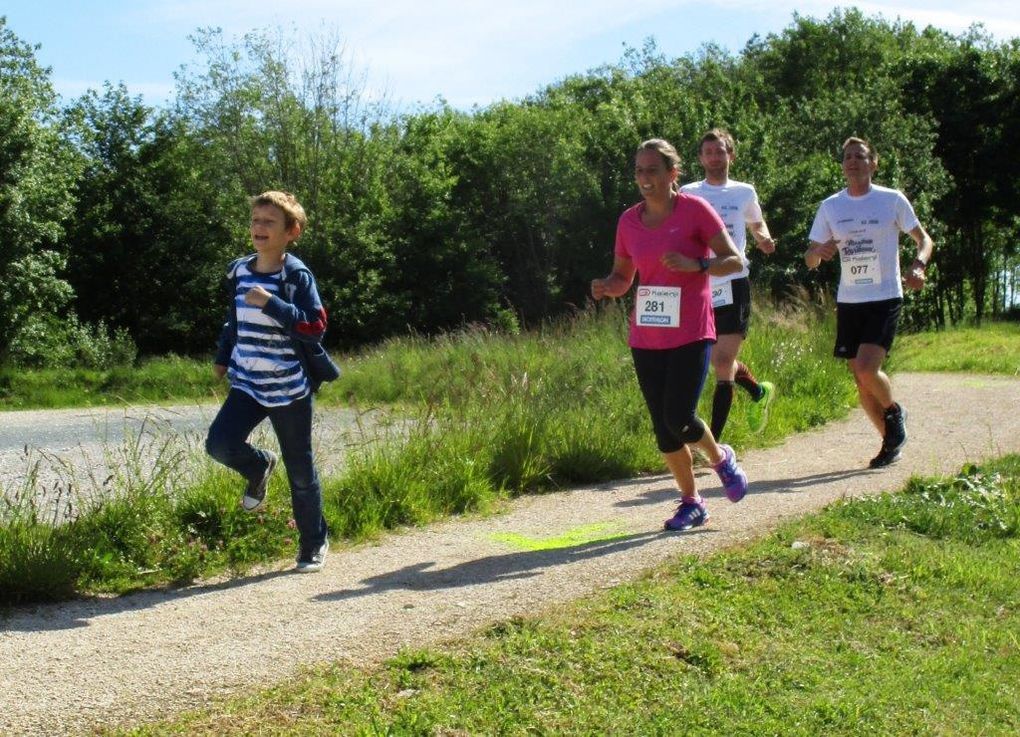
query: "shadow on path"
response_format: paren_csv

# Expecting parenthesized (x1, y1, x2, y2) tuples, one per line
(616, 466, 876, 509)
(0, 568, 293, 634)
(313, 528, 707, 603)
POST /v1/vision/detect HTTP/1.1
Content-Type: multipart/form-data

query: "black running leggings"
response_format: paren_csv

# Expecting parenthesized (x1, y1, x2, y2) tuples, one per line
(631, 341, 711, 454)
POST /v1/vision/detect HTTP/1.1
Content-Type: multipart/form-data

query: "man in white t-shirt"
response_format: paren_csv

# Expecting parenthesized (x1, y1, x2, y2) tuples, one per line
(805, 136, 934, 468)
(681, 129, 776, 441)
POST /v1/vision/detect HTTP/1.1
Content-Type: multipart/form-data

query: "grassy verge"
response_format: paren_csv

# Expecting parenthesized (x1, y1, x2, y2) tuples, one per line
(115, 456, 1020, 736)
(889, 320, 1020, 375)
(1, 315, 1016, 412)
(0, 355, 223, 409)
(2, 301, 855, 605)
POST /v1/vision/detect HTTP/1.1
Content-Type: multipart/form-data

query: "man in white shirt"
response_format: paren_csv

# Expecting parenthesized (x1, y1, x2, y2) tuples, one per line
(681, 129, 776, 441)
(805, 137, 934, 468)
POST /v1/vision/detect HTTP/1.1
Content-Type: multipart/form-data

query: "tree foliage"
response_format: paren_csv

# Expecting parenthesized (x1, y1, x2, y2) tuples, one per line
(0, 18, 78, 353)
(0, 10, 1017, 364)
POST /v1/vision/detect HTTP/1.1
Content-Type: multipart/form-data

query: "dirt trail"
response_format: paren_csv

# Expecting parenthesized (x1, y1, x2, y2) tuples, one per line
(2, 372, 1018, 736)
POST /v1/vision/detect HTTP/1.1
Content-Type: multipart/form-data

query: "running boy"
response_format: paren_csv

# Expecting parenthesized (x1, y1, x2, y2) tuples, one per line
(206, 191, 331, 572)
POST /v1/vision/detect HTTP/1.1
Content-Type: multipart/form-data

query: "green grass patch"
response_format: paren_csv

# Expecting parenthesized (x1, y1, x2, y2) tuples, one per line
(889, 320, 1020, 375)
(0, 354, 224, 410)
(116, 456, 1020, 736)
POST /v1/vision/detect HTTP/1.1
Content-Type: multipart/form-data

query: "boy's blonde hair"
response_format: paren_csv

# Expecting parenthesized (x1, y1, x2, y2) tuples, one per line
(250, 191, 308, 233)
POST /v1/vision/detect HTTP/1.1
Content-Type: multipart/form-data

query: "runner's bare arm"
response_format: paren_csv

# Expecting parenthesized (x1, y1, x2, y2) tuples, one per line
(749, 221, 776, 254)
(903, 225, 934, 291)
(591, 256, 636, 300)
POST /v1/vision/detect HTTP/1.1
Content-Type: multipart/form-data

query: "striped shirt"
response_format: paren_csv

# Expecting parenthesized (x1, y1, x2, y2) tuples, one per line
(227, 262, 310, 407)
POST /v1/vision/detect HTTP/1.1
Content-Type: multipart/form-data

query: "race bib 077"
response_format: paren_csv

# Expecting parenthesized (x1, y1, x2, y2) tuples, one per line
(841, 249, 883, 288)
(636, 286, 680, 328)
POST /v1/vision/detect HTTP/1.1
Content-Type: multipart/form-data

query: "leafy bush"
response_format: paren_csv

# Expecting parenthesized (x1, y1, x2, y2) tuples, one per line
(6, 312, 137, 370)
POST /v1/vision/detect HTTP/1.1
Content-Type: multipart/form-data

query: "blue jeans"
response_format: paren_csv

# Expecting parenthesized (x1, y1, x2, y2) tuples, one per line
(205, 389, 328, 552)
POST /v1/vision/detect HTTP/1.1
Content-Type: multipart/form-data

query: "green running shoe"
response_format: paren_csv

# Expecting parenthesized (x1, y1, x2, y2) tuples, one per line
(747, 381, 775, 434)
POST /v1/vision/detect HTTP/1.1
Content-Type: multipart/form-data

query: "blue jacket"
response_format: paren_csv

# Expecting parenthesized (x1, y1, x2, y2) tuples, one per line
(215, 253, 338, 392)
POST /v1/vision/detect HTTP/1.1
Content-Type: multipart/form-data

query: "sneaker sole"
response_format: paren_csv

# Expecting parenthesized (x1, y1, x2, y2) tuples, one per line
(241, 495, 267, 512)
(868, 448, 902, 469)
(664, 514, 710, 532)
(747, 382, 775, 434)
(726, 487, 748, 503)
(241, 455, 277, 512)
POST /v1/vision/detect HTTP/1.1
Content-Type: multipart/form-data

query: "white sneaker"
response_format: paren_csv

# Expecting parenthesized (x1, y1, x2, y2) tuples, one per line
(295, 538, 329, 573)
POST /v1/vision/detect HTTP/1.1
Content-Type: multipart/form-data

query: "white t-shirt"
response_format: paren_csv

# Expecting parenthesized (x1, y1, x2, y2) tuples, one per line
(679, 179, 763, 286)
(808, 184, 920, 303)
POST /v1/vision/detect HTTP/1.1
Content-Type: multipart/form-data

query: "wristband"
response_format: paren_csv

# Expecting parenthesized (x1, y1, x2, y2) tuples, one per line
(912, 257, 927, 270)
(698, 258, 710, 272)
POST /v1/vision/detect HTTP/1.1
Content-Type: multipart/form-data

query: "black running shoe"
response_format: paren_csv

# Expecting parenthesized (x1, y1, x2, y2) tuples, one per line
(869, 444, 902, 469)
(295, 538, 329, 573)
(882, 404, 907, 453)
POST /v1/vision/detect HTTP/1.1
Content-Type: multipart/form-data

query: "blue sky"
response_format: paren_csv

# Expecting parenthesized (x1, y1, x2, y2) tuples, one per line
(4, 1, 1017, 110)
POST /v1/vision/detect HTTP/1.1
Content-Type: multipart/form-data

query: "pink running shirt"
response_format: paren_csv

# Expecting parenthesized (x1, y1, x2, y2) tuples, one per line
(614, 193, 725, 350)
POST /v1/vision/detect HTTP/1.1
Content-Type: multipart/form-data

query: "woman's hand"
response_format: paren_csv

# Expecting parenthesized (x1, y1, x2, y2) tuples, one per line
(660, 252, 700, 272)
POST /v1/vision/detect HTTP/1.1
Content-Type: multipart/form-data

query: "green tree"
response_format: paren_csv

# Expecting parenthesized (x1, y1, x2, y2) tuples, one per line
(0, 17, 78, 353)
(62, 84, 233, 354)
(898, 29, 1020, 323)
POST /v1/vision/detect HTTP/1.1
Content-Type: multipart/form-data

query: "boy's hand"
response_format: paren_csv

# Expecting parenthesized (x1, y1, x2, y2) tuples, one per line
(244, 285, 272, 307)
(214, 364, 227, 379)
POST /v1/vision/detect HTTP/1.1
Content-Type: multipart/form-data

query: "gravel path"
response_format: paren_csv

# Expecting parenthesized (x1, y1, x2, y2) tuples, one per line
(1, 372, 1018, 736)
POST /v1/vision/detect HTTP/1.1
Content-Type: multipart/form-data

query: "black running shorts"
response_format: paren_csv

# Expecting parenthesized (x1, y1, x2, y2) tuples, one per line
(833, 298, 903, 359)
(712, 277, 751, 337)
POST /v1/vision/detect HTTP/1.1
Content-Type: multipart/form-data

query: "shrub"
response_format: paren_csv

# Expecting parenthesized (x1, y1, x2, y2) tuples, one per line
(6, 312, 137, 370)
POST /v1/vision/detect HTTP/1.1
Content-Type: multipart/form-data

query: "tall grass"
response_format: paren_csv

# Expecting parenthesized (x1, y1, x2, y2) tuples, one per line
(0, 426, 296, 603)
(2, 300, 855, 605)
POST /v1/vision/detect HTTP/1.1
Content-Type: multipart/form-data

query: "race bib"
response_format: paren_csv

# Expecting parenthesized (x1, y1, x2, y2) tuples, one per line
(841, 250, 882, 288)
(711, 281, 734, 308)
(636, 286, 680, 328)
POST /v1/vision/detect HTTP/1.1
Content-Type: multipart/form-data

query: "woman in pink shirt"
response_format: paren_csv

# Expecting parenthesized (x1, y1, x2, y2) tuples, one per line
(591, 138, 750, 531)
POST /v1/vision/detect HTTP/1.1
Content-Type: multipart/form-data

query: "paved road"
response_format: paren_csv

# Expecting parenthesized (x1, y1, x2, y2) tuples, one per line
(0, 402, 392, 519)
(0, 405, 214, 453)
